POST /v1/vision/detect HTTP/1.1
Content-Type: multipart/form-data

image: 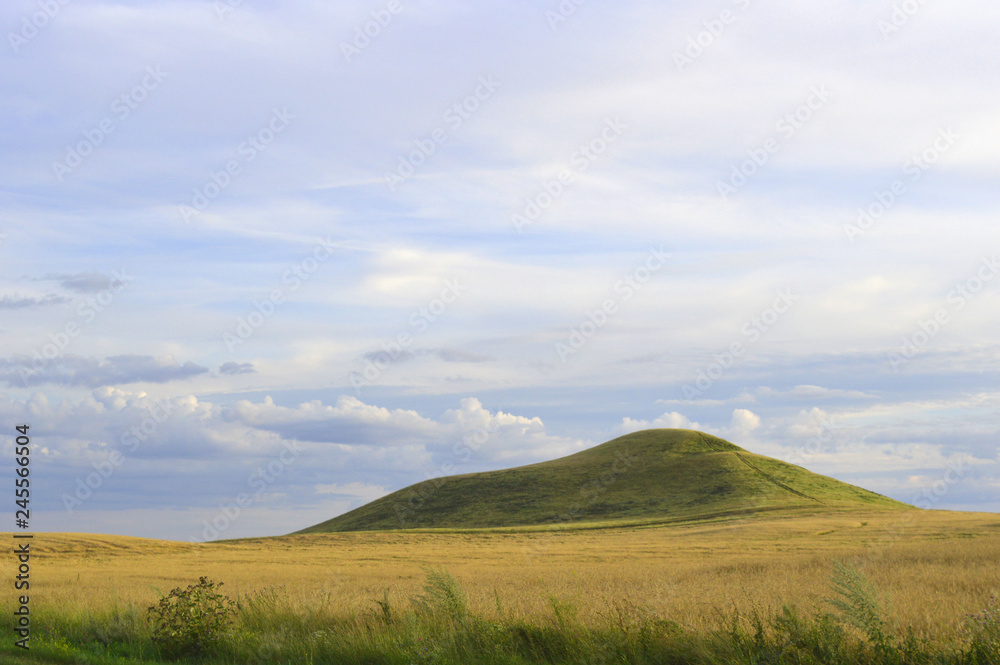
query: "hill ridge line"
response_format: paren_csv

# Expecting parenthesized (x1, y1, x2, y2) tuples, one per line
(296, 429, 906, 533)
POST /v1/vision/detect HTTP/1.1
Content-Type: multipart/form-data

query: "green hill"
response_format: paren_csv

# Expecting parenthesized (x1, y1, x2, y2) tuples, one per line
(296, 429, 908, 533)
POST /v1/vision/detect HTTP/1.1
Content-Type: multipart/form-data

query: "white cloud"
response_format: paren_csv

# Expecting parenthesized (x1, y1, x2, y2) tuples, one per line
(782, 407, 836, 440)
(755, 385, 879, 400)
(0, 389, 586, 539)
(617, 412, 700, 435)
(1, 0, 998, 536)
(730, 408, 761, 432)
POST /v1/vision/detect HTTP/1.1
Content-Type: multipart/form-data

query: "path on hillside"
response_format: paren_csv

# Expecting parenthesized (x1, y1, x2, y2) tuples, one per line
(734, 453, 821, 502)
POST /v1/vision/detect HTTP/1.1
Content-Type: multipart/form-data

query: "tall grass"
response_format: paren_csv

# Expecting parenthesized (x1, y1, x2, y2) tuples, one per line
(7, 563, 1000, 665)
(16, 511, 1000, 641)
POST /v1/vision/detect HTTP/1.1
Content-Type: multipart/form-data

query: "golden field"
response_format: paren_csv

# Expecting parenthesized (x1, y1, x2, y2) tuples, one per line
(9, 507, 1000, 644)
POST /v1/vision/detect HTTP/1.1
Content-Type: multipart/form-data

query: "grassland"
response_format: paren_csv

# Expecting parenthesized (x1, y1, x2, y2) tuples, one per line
(2, 431, 996, 663)
(3, 507, 999, 663)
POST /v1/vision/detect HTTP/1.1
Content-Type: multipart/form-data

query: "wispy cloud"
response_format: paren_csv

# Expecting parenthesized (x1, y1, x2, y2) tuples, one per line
(0, 355, 209, 388)
(0, 293, 71, 309)
(42, 272, 126, 294)
(1, 0, 997, 537)
(219, 361, 256, 375)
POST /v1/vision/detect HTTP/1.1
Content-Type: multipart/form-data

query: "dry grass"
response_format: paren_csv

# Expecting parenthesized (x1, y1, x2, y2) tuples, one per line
(11, 507, 1000, 644)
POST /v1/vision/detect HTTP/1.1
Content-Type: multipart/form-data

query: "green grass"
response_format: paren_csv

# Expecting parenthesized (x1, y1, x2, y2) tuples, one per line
(298, 428, 908, 533)
(4, 566, 997, 665)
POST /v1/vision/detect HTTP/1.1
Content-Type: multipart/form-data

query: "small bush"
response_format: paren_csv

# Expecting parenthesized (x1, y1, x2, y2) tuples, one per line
(147, 576, 236, 658)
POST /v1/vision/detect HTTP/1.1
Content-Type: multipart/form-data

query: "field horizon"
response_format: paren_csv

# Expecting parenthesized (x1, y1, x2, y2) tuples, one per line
(6, 429, 997, 663)
(7, 2, 997, 662)
(4, 506, 999, 662)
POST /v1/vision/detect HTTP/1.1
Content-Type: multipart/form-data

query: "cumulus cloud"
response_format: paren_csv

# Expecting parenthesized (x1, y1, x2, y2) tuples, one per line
(617, 411, 701, 435)
(2, 1, 999, 537)
(730, 408, 761, 432)
(224, 395, 440, 446)
(780, 407, 837, 441)
(0, 390, 586, 539)
(3, 383, 998, 540)
(439, 397, 584, 462)
(223, 394, 583, 464)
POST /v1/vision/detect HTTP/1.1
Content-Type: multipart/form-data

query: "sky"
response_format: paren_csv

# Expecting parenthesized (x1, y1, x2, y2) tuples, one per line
(1, 0, 998, 542)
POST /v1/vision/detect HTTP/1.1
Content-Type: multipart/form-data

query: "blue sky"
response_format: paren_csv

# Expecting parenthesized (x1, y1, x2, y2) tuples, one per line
(1, 0, 998, 541)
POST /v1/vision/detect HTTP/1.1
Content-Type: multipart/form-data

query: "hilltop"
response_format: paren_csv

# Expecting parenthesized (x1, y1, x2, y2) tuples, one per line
(296, 429, 908, 533)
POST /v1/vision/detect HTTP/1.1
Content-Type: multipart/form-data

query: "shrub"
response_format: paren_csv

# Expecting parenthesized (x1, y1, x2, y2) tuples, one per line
(147, 576, 236, 658)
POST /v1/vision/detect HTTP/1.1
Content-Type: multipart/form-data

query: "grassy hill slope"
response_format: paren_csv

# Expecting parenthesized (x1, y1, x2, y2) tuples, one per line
(297, 429, 908, 533)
